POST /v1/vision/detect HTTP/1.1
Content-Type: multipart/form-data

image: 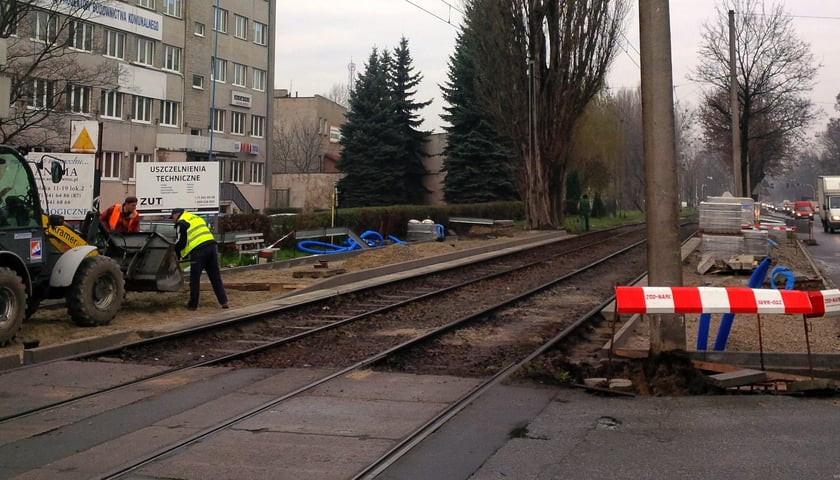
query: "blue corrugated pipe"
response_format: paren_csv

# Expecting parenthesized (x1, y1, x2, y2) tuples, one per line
(709, 257, 772, 351)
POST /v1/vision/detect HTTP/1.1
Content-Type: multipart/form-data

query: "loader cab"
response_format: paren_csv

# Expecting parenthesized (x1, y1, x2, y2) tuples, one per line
(0, 146, 49, 266)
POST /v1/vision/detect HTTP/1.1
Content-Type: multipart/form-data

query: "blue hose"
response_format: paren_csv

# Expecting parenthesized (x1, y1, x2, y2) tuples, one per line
(296, 230, 388, 254)
(769, 266, 795, 290)
(710, 257, 772, 351)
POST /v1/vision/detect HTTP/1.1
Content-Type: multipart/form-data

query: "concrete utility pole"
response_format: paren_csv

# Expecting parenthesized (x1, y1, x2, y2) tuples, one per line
(639, 0, 685, 353)
(729, 9, 742, 197)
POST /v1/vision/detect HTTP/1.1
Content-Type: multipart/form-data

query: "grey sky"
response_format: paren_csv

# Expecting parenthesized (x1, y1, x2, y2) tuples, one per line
(275, 1, 840, 136)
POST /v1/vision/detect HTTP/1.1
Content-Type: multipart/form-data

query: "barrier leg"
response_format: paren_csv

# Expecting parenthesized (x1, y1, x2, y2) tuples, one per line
(755, 314, 765, 371)
(802, 315, 814, 379)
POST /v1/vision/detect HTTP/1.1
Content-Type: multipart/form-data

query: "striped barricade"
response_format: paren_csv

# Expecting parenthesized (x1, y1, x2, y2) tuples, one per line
(614, 286, 813, 315)
(806, 289, 840, 318)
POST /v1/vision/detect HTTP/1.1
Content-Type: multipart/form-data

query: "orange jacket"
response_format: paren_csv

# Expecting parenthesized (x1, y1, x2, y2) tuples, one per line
(100, 203, 140, 233)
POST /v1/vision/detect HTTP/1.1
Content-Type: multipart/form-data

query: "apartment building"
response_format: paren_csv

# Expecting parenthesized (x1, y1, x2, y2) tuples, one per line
(6, 0, 273, 214)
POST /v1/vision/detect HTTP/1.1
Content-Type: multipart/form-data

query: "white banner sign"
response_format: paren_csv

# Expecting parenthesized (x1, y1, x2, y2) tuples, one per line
(136, 162, 219, 214)
(27, 152, 95, 220)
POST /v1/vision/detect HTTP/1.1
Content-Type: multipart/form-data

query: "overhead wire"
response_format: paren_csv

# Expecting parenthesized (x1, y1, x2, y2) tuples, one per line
(404, 0, 461, 28)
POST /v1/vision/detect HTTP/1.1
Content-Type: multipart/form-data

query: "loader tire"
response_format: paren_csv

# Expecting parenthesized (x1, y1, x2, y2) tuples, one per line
(67, 256, 125, 327)
(0, 267, 26, 346)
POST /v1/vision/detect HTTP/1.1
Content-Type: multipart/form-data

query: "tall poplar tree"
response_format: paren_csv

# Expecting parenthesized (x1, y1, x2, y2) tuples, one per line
(440, 28, 519, 204)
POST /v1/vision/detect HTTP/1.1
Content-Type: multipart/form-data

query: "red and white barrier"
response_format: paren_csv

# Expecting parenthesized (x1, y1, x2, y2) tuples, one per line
(758, 223, 797, 232)
(615, 286, 813, 315)
(806, 289, 840, 318)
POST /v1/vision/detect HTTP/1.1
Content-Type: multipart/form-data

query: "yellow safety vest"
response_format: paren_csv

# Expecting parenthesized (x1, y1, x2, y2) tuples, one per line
(179, 211, 215, 257)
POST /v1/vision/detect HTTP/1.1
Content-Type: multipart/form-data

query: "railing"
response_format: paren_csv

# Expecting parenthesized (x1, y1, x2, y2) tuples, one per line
(220, 182, 255, 213)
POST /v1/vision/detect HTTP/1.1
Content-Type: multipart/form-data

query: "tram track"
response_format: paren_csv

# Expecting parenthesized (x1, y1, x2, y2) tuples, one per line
(0, 223, 697, 479)
(0, 225, 644, 423)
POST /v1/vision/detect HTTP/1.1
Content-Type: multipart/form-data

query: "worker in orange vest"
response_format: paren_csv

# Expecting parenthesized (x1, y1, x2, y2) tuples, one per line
(99, 196, 140, 233)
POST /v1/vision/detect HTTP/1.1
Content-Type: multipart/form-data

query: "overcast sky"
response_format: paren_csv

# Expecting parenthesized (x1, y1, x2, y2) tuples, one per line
(275, 1, 840, 137)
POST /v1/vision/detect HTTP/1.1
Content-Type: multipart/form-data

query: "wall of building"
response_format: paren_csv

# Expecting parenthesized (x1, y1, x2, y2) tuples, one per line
(271, 172, 343, 212)
(7, 0, 272, 217)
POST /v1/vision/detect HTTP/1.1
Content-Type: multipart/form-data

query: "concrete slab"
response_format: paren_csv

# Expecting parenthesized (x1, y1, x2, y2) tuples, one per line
(707, 368, 768, 388)
(235, 394, 447, 439)
(0, 360, 167, 419)
(310, 369, 482, 403)
(0, 351, 20, 371)
(137, 429, 393, 480)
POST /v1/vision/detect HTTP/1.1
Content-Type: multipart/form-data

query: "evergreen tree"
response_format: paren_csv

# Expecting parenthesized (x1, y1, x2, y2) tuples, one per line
(440, 29, 519, 204)
(390, 37, 432, 205)
(337, 48, 401, 207)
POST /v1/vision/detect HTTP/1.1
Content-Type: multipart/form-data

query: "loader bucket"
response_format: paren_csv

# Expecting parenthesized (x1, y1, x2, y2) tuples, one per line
(103, 232, 184, 292)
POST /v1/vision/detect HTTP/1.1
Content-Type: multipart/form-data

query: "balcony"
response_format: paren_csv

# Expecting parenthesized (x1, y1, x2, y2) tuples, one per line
(156, 133, 240, 153)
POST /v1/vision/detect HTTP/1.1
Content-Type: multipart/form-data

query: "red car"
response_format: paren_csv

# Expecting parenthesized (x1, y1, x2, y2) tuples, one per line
(793, 202, 814, 220)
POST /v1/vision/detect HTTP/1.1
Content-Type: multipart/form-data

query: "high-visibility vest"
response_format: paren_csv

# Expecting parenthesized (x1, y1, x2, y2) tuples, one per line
(107, 204, 139, 232)
(179, 211, 215, 257)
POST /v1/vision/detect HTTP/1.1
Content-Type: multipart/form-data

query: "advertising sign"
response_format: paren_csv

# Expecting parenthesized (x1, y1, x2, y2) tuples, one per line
(27, 152, 95, 220)
(135, 162, 219, 214)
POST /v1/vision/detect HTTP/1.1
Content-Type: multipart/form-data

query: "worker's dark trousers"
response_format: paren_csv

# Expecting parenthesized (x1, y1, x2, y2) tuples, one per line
(187, 241, 228, 308)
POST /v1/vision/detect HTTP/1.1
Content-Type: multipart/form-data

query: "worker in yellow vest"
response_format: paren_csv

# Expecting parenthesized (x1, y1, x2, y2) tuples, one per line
(171, 208, 228, 311)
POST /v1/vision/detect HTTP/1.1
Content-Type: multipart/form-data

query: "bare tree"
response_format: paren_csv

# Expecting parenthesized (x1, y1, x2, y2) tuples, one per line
(272, 120, 325, 174)
(817, 93, 840, 172)
(323, 83, 350, 108)
(614, 88, 645, 212)
(0, 3, 121, 147)
(692, 0, 818, 196)
(465, 0, 629, 229)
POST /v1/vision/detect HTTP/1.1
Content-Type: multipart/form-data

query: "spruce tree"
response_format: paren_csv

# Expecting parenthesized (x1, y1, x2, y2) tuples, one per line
(390, 37, 432, 205)
(440, 30, 519, 204)
(337, 48, 400, 207)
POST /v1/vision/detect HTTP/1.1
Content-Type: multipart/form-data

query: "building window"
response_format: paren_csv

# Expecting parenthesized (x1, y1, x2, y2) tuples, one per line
(213, 7, 228, 33)
(28, 79, 54, 109)
(252, 68, 266, 91)
(128, 153, 152, 181)
(69, 21, 93, 51)
(160, 100, 179, 127)
(131, 95, 152, 123)
(190, 128, 202, 136)
(253, 21, 267, 46)
(100, 90, 123, 119)
(136, 37, 155, 66)
(102, 152, 122, 180)
(194, 21, 205, 36)
(104, 29, 125, 59)
(250, 115, 264, 138)
(212, 108, 225, 132)
(137, 0, 154, 9)
(231, 160, 245, 183)
(234, 14, 247, 40)
(192, 75, 205, 89)
(31, 11, 57, 43)
(250, 161, 264, 185)
(230, 111, 245, 135)
(232, 63, 246, 87)
(212, 58, 226, 83)
(67, 85, 91, 114)
(162, 0, 181, 18)
(163, 44, 181, 72)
